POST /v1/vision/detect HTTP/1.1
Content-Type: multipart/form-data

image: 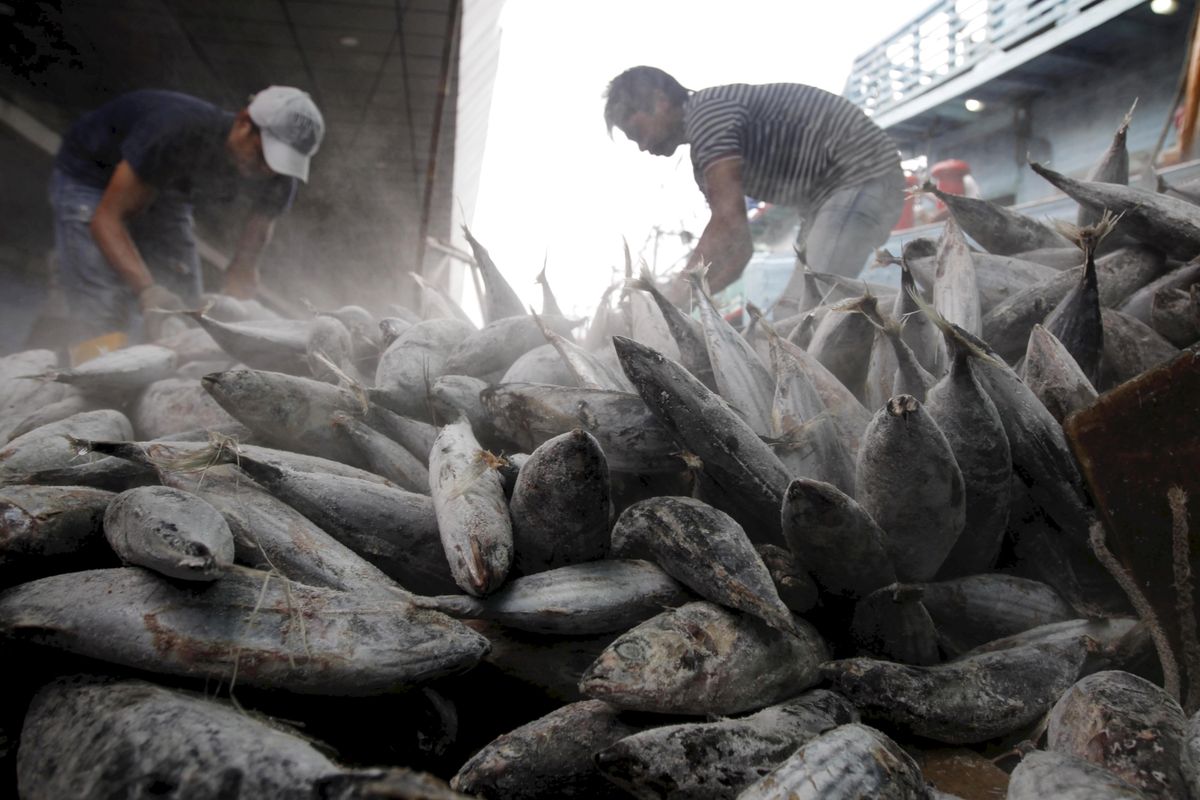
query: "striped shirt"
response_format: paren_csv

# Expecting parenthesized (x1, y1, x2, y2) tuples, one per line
(684, 83, 899, 215)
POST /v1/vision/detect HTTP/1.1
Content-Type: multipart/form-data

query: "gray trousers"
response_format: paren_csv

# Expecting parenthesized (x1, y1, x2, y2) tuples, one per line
(777, 166, 905, 308)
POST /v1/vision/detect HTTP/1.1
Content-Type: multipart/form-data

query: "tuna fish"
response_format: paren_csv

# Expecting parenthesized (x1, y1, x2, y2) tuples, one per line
(1119, 260, 1200, 324)
(531, 311, 632, 391)
(183, 311, 312, 374)
(579, 601, 828, 716)
(756, 542, 819, 613)
(203, 448, 454, 595)
(373, 318, 476, 418)
(764, 322, 856, 495)
(981, 245, 1168, 361)
(925, 180, 1071, 255)
(463, 225, 528, 324)
(133, 377, 239, 440)
(780, 477, 896, 600)
(536, 262, 564, 318)
(443, 314, 578, 380)
(1048, 670, 1186, 799)
(613, 336, 791, 543)
(822, 636, 1102, 744)
(414, 559, 691, 635)
(594, 690, 858, 800)
(933, 217, 982, 336)
(1030, 161, 1200, 260)
(922, 306, 1011, 578)
(452, 699, 643, 800)
(1078, 100, 1136, 228)
(429, 416, 513, 596)
(0, 484, 114, 572)
(201, 369, 369, 466)
(104, 485, 234, 581)
(1042, 215, 1115, 387)
(689, 272, 775, 436)
(627, 267, 717, 391)
(1008, 750, 1149, 799)
(17, 676, 342, 798)
(331, 411, 430, 494)
(855, 394, 965, 583)
(1099, 307, 1180, 389)
(26, 344, 178, 397)
(509, 429, 611, 574)
(0, 566, 489, 694)
(737, 723, 930, 800)
(1150, 284, 1200, 347)
(482, 383, 685, 475)
(915, 573, 1076, 656)
(850, 583, 941, 665)
(0, 350, 72, 442)
(1022, 324, 1099, 424)
(0, 409, 133, 482)
(500, 343, 579, 386)
(611, 496, 798, 635)
(806, 295, 879, 402)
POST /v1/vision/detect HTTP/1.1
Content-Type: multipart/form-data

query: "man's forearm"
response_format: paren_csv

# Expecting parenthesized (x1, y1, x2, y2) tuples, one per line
(90, 211, 154, 293)
(222, 213, 275, 297)
(688, 217, 753, 294)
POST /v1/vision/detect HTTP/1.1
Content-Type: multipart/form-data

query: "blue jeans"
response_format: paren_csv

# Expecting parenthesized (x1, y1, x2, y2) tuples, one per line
(49, 168, 202, 342)
(778, 167, 906, 305)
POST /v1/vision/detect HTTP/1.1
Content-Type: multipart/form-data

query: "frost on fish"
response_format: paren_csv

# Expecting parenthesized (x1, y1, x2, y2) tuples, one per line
(429, 416, 513, 597)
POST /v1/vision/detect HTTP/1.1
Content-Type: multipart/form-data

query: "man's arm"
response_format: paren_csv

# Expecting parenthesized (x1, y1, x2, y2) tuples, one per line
(686, 157, 754, 294)
(90, 161, 158, 293)
(221, 211, 276, 299)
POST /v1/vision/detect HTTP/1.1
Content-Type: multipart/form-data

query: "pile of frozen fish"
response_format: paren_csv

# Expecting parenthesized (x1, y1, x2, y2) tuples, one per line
(2, 108, 1200, 799)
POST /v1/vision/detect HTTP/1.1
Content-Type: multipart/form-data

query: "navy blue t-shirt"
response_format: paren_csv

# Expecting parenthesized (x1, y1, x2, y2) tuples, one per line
(56, 90, 296, 216)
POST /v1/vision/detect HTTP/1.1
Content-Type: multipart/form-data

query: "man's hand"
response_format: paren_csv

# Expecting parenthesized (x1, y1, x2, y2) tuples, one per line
(221, 269, 259, 299)
(137, 284, 185, 341)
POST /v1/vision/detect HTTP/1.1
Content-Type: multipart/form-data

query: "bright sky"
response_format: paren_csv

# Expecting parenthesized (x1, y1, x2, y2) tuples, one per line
(468, 0, 933, 322)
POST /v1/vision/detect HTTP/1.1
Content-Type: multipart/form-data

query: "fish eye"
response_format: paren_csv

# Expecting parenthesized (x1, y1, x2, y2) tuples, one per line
(496, 742, 525, 760)
(615, 640, 646, 662)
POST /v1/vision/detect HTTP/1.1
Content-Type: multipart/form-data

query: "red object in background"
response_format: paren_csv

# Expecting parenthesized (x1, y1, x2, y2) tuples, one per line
(894, 172, 921, 231)
(930, 159, 972, 217)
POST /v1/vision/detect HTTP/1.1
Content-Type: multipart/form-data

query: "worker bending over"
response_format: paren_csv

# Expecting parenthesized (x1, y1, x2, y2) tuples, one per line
(50, 86, 324, 347)
(604, 66, 903, 310)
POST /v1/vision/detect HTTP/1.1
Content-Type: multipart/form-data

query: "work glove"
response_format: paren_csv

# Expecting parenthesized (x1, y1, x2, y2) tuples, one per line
(137, 284, 186, 341)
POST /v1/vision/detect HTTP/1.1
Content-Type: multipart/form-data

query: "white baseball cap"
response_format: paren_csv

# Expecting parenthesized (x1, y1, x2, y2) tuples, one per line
(248, 86, 325, 183)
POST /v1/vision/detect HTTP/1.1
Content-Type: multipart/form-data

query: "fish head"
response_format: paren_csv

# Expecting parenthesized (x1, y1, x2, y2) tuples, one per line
(579, 631, 656, 700)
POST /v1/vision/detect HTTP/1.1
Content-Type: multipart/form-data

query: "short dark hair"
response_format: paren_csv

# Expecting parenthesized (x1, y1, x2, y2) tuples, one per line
(603, 66, 690, 136)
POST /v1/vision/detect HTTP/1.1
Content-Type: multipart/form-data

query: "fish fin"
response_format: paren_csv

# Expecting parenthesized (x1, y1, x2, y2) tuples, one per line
(908, 286, 1000, 366)
(874, 248, 901, 267)
(1120, 98, 1137, 132)
(1051, 209, 1123, 253)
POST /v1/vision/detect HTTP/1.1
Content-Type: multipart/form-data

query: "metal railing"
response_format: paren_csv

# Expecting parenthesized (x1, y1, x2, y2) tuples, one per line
(843, 0, 1111, 118)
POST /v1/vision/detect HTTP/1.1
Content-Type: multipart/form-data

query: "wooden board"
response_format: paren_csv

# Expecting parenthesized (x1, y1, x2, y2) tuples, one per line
(1065, 346, 1200, 665)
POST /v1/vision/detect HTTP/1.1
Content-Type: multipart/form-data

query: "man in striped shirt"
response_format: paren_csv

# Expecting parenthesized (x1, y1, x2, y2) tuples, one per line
(605, 66, 904, 309)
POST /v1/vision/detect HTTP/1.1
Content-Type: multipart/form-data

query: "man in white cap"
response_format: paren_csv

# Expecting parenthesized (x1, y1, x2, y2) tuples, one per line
(49, 86, 324, 348)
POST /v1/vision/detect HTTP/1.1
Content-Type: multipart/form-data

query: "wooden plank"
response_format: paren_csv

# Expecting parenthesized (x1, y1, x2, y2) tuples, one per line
(1064, 347, 1200, 665)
